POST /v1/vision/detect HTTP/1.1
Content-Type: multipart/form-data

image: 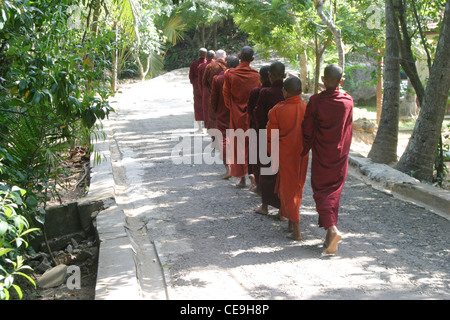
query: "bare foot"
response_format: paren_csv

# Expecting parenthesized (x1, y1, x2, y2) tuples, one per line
(286, 232, 302, 241)
(222, 166, 231, 179)
(286, 221, 302, 240)
(254, 204, 268, 215)
(236, 177, 246, 188)
(277, 210, 288, 221)
(325, 226, 342, 254)
(248, 174, 256, 186)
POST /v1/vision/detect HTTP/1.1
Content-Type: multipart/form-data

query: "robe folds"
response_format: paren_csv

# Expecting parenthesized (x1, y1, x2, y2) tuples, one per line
(223, 61, 261, 178)
(267, 95, 309, 223)
(245, 81, 271, 182)
(203, 60, 227, 130)
(198, 58, 214, 128)
(189, 57, 206, 121)
(210, 71, 229, 163)
(301, 87, 353, 230)
(254, 79, 285, 208)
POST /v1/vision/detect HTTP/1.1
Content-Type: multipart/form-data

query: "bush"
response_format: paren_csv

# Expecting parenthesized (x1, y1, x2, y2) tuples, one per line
(0, 184, 39, 300)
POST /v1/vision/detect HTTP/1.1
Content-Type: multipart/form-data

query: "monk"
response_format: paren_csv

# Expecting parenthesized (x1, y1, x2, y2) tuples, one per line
(246, 65, 271, 192)
(189, 48, 207, 132)
(203, 49, 227, 132)
(198, 50, 215, 130)
(267, 77, 309, 241)
(253, 61, 285, 216)
(223, 46, 261, 187)
(301, 64, 353, 254)
(210, 54, 240, 178)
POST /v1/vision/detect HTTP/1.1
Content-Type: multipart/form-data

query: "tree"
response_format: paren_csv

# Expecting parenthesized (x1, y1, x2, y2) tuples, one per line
(313, 0, 345, 69)
(368, 0, 400, 164)
(396, 0, 450, 182)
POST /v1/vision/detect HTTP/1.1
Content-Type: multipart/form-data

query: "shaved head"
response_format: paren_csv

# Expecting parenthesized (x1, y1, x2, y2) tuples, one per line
(206, 50, 215, 59)
(199, 48, 207, 58)
(259, 65, 270, 83)
(324, 64, 343, 86)
(239, 46, 254, 62)
(227, 54, 239, 69)
(283, 76, 302, 96)
(269, 61, 285, 79)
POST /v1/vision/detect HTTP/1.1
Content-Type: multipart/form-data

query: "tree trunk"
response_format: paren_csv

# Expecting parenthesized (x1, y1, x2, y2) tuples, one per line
(368, 0, 400, 164)
(375, 49, 384, 125)
(396, 1, 450, 182)
(300, 50, 308, 93)
(314, 0, 345, 69)
(313, 33, 331, 93)
(91, 0, 101, 36)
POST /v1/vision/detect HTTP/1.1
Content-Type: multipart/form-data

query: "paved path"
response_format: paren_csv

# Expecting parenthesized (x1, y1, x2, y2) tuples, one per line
(92, 67, 449, 300)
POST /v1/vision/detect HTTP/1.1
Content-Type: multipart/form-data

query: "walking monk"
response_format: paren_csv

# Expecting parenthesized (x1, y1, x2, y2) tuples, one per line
(253, 61, 285, 216)
(223, 46, 261, 187)
(301, 64, 353, 254)
(189, 48, 207, 132)
(246, 65, 271, 192)
(267, 77, 309, 241)
(203, 49, 227, 132)
(210, 54, 240, 178)
(198, 50, 215, 129)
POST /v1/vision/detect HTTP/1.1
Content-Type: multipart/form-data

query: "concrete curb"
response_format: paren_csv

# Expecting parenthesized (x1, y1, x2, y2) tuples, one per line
(80, 131, 142, 300)
(348, 151, 450, 221)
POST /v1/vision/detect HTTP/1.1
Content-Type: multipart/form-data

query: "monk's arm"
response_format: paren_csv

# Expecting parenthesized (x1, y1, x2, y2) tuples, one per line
(223, 72, 231, 109)
(210, 77, 219, 112)
(254, 90, 267, 129)
(245, 88, 258, 115)
(266, 108, 279, 156)
(301, 101, 315, 156)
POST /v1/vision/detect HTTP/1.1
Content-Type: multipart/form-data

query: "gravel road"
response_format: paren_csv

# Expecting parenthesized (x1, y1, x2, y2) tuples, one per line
(104, 66, 449, 300)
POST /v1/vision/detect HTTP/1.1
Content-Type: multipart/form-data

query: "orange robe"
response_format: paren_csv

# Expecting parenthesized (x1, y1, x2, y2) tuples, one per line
(267, 95, 309, 223)
(223, 61, 261, 178)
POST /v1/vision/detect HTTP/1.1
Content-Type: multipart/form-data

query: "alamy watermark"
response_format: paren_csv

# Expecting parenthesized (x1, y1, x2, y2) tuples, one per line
(171, 124, 279, 175)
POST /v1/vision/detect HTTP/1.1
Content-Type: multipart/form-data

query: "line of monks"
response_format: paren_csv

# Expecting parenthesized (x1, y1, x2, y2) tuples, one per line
(189, 46, 353, 254)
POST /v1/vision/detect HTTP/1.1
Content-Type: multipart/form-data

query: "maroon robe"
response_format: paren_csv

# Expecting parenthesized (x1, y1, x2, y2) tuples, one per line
(204, 60, 227, 130)
(189, 57, 206, 121)
(246, 81, 271, 183)
(198, 58, 213, 128)
(210, 71, 229, 163)
(301, 87, 353, 230)
(254, 79, 285, 209)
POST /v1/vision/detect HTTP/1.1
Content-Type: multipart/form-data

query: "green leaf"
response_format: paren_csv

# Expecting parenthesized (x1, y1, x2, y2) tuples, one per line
(12, 284, 23, 299)
(0, 221, 8, 236)
(15, 272, 36, 287)
(0, 248, 13, 257)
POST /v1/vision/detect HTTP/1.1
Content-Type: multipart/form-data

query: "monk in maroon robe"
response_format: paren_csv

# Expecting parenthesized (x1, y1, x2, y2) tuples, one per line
(210, 54, 240, 178)
(301, 64, 353, 254)
(253, 61, 285, 216)
(189, 48, 206, 132)
(223, 46, 261, 187)
(245, 65, 270, 192)
(203, 49, 227, 131)
(198, 50, 215, 130)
